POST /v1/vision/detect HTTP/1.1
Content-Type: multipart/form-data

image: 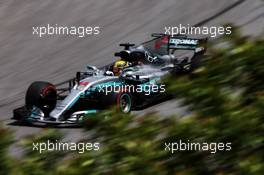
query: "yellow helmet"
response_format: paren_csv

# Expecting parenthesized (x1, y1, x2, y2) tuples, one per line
(113, 60, 129, 76)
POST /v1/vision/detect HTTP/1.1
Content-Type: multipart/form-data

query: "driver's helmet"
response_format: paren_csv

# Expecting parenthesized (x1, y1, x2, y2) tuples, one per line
(113, 60, 129, 76)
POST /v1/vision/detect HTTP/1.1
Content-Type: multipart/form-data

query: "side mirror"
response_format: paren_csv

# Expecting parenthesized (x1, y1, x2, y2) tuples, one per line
(86, 65, 98, 71)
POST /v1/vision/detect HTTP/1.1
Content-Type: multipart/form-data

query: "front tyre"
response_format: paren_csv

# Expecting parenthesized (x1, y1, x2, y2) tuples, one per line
(25, 81, 57, 115)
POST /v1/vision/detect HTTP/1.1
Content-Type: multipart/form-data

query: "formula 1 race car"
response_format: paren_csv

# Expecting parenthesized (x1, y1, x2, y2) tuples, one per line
(13, 33, 207, 125)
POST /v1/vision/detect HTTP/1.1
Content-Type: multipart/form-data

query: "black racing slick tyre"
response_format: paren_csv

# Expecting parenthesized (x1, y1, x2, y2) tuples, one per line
(101, 91, 133, 113)
(25, 81, 57, 115)
(116, 92, 132, 113)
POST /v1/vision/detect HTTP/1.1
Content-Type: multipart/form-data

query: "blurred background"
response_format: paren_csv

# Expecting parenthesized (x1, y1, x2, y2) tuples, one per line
(0, 0, 263, 174)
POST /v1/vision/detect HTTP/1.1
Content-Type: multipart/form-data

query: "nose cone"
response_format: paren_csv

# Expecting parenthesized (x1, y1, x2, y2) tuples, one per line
(50, 89, 81, 120)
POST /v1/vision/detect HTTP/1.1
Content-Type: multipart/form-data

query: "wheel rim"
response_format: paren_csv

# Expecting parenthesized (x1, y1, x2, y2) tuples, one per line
(119, 94, 131, 113)
(41, 89, 57, 111)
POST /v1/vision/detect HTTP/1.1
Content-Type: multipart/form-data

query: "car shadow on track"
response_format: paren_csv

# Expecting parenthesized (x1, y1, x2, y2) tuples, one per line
(7, 120, 82, 129)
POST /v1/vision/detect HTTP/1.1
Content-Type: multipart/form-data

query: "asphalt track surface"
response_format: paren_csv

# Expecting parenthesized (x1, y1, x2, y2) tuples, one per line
(0, 0, 263, 155)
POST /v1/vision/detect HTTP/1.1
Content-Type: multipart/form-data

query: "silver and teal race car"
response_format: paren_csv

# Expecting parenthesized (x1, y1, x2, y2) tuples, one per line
(13, 33, 207, 125)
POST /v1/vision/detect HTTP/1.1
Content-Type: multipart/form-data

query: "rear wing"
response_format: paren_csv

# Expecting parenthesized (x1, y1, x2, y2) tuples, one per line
(151, 33, 208, 54)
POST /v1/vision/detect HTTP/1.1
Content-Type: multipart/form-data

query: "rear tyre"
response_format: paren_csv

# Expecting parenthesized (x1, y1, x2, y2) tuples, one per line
(25, 81, 57, 115)
(100, 91, 132, 113)
(117, 92, 132, 113)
